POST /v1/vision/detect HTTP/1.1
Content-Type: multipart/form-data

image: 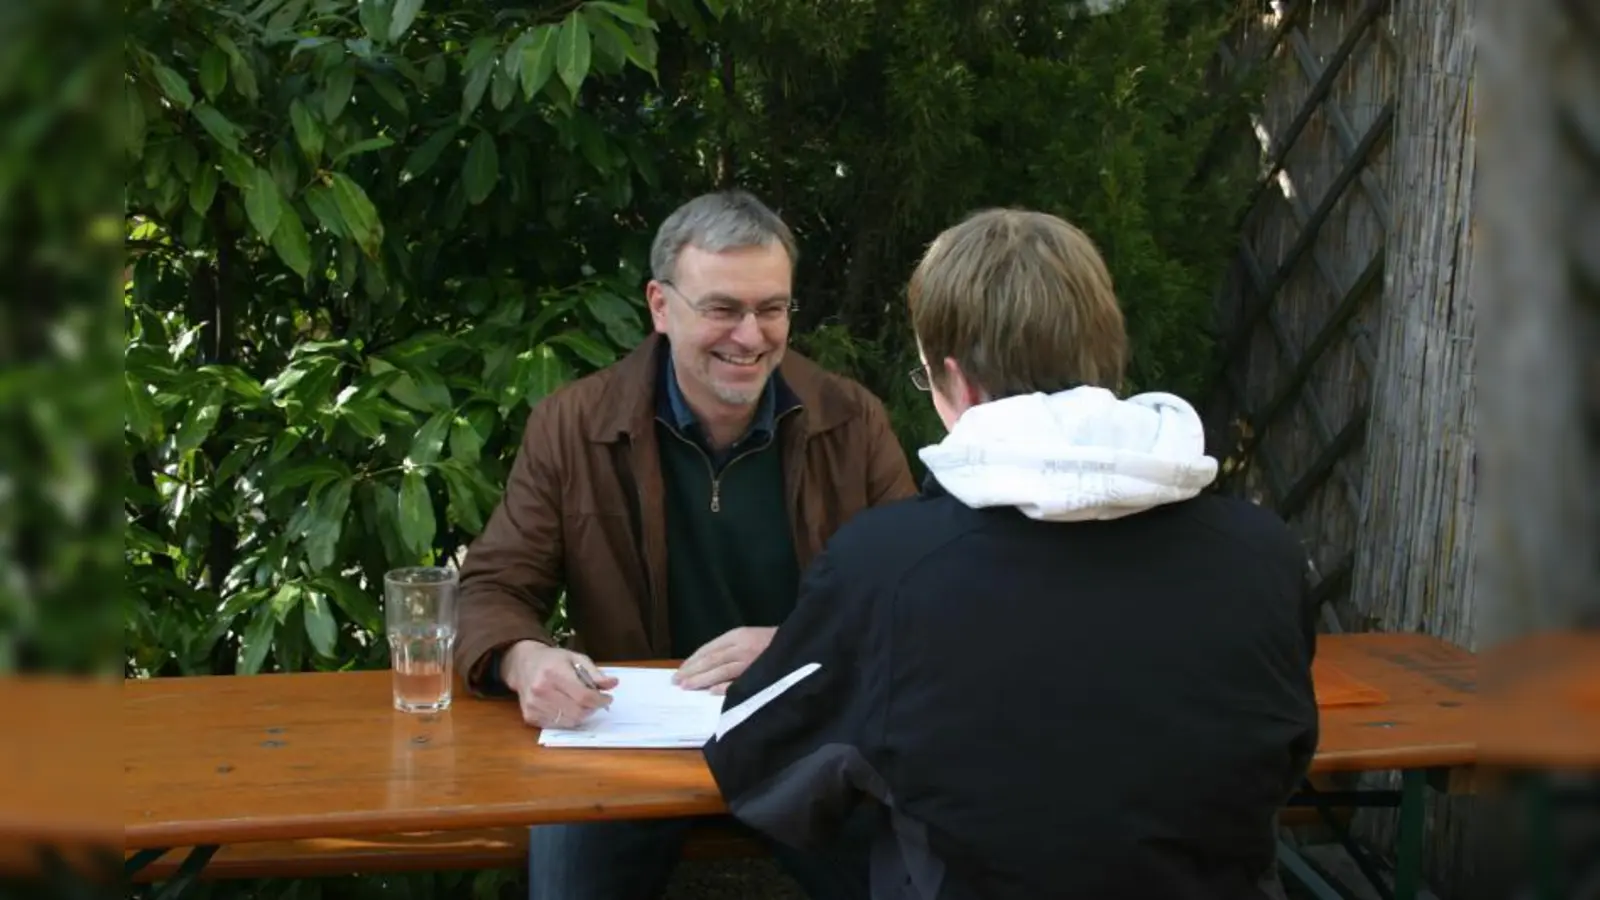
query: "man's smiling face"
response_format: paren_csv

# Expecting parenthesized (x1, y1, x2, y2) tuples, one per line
(648, 242, 793, 416)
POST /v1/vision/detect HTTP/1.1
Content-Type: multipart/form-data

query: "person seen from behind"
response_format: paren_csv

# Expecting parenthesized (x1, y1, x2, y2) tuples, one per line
(702, 207, 1320, 900)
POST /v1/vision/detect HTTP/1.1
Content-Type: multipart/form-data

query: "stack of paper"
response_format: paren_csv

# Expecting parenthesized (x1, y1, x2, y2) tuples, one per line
(537, 667, 725, 749)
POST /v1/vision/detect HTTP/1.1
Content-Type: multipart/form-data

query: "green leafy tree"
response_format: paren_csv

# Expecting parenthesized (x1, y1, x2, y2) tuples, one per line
(124, 0, 1254, 684)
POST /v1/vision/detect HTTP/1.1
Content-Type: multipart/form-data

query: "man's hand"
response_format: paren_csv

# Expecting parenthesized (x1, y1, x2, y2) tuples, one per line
(673, 626, 776, 695)
(500, 640, 619, 728)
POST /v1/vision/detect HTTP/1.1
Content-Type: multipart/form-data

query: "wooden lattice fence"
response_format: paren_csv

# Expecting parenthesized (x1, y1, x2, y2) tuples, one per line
(1205, 0, 1480, 895)
(1207, 0, 1400, 638)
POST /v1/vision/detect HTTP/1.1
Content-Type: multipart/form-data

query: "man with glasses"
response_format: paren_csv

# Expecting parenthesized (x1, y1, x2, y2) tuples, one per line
(454, 189, 916, 900)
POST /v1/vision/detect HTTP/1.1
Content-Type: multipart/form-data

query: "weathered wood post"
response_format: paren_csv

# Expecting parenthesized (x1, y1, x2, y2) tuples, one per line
(1473, 0, 1600, 895)
(1473, 0, 1599, 648)
(1350, 0, 1477, 647)
(1345, 1, 1480, 894)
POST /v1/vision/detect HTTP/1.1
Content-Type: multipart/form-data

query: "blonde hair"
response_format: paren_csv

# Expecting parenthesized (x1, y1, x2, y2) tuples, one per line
(908, 208, 1128, 397)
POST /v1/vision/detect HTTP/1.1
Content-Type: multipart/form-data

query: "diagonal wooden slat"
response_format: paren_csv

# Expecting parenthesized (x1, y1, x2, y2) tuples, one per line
(1248, 249, 1385, 452)
(1222, 99, 1395, 374)
(1279, 407, 1368, 522)
(1237, 0, 1392, 227)
(1219, 362, 1291, 505)
(1286, 29, 1394, 233)
(1236, 240, 1364, 515)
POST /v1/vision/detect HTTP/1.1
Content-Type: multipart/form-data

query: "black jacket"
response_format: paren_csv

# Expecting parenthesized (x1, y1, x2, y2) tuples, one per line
(703, 477, 1319, 900)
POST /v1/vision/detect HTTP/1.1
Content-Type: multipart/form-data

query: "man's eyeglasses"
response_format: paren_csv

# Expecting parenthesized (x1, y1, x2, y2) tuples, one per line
(909, 366, 932, 391)
(659, 280, 796, 326)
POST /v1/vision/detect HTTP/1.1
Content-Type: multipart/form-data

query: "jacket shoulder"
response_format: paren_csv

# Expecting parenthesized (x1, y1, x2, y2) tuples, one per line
(780, 351, 892, 430)
(1174, 492, 1308, 576)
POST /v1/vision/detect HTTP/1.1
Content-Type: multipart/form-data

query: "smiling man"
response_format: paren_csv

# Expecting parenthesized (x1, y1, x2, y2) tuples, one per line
(454, 189, 915, 900)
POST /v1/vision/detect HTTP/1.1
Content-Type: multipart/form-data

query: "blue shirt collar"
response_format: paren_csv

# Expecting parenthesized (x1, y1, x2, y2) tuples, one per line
(658, 343, 782, 452)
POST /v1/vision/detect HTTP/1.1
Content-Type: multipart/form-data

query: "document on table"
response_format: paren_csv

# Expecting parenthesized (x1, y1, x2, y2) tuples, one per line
(537, 667, 726, 749)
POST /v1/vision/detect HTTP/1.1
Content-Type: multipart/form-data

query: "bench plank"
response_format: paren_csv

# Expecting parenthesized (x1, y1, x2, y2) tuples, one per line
(125, 822, 768, 882)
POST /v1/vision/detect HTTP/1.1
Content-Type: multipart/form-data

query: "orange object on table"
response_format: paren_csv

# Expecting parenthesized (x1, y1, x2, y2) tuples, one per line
(1313, 658, 1389, 707)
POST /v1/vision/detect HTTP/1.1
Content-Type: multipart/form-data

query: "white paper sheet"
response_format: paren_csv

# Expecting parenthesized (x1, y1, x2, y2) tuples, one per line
(713, 662, 820, 740)
(537, 667, 726, 749)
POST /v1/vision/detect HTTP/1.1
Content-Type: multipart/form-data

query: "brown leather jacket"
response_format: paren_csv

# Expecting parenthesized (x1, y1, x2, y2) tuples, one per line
(454, 334, 917, 693)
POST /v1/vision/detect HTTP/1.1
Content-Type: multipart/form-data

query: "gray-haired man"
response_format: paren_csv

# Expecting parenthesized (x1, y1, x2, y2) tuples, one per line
(454, 189, 916, 899)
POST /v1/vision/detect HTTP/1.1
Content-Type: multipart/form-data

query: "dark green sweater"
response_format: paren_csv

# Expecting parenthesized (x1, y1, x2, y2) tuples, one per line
(656, 356, 801, 658)
(657, 423, 800, 657)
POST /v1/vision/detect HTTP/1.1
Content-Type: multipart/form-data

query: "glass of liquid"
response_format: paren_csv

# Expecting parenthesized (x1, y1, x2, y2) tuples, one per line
(384, 566, 458, 713)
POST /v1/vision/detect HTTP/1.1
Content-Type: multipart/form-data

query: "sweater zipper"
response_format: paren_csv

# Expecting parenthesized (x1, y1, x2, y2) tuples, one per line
(659, 408, 800, 513)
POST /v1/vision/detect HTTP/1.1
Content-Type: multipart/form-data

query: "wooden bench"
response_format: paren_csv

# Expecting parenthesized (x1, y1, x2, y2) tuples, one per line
(126, 820, 768, 882)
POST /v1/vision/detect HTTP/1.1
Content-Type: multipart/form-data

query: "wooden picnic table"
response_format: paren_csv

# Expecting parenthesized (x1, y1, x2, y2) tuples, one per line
(110, 631, 1477, 898)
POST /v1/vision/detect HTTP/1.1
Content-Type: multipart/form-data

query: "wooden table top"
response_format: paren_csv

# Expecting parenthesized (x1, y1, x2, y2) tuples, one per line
(122, 632, 1479, 850)
(1476, 629, 1600, 770)
(124, 665, 724, 850)
(1310, 632, 1476, 773)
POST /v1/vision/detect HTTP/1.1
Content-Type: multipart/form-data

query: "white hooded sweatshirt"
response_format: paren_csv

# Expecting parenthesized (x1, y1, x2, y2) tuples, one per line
(916, 387, 1219, 522)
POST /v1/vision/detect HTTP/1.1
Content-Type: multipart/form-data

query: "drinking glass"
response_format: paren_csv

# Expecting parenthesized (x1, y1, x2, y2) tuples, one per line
(385, 566, 458, 713)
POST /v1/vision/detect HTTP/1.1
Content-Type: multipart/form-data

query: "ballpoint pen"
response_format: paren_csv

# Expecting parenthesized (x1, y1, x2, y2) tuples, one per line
(572, 659, 602, 691)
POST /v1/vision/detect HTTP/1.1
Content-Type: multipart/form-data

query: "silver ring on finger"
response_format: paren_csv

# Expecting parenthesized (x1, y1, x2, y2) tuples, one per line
(553, 710, 564, 727)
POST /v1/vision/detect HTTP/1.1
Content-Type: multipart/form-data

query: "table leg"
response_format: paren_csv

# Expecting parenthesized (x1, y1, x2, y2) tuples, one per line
(1275, 838, 1349, 900)
(124, 845, 218, 900)
(1391, 769, 1426, 900)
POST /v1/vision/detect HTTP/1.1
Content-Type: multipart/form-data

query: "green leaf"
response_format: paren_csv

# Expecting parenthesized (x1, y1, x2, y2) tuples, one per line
(153, 65, 194, 110)
(408, 411, 451, 465)
(272, 458, 350, 493)
(220, 147, 254, 188)
(302, 591, 339, 658)
(303, 477, 352, 570)
(591, 0, 657, 28)
(200, 47, 230, 100)
(174, 386, 224, 452)
(521, 344, 574, 406)
(376, 366, 451, 412)
(358, 0, 393, 44)
(329, 172, 384, 258)
(550, 330, 614, 368)
(519, 26, 558, 100)
(316, 575, 382, 633)
(191, 103, 242, 153)
(555, 12, 592, 96)
(388, 0, 424, 40)
(270, 582, 302, 624)
(304, 184, 347, 238)
(448, 410, 488, 463)
(270, 428, 306, 464)
(585, 291, 645, 347)
(335, 136, 394, 162)
(271, 207, 313, 278)
(238, 604, 278, 675)
(461, 131, 499, 205)
(364, 71, 410, 115)
(490, 58, 516, 110)
(439, 462, 484, 534)
(188, 165, 219, 216)
(245, 167, 283, 241)
(270, 142, 299, 197)
(173, 140, 199, 181)
(219, 33, 260, 99)
(339, 397, 384, 439)
(290, 99, 325, 161)
(322, 65, 356, 123)
(401, 126, 457, 181)
(398, 471, 436, 558)
(126, 85, 148, 158)
(215, 443, 255, 483)
(461, 54, 493, 122)
(125, 375, 162, 442)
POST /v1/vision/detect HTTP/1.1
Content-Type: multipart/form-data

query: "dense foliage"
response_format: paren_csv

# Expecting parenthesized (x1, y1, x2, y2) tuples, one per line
(122, 0, 1255, 687)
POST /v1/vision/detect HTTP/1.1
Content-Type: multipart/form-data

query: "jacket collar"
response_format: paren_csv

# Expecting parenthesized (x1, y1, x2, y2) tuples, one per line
(585, 333, 860, 443)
